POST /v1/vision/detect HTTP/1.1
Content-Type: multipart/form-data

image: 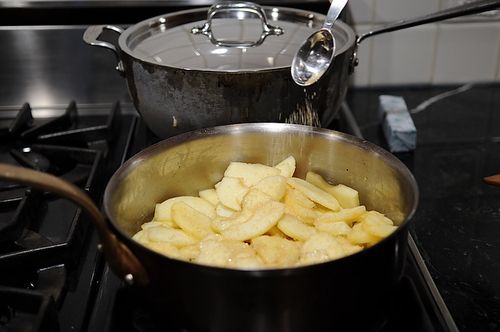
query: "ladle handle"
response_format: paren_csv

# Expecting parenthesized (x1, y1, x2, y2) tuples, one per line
(0, 163, 149, 286)
(323, 0, 349, 30)
(358, 0, 500, 43)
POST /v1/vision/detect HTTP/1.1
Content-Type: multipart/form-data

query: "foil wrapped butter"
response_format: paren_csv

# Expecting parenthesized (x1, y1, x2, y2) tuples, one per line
(378, 95, 417, 153)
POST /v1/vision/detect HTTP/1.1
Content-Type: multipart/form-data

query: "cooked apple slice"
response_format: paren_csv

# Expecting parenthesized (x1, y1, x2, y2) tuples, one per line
(241, 188, 273, 211)
(360, 210, 395, 225)
(253, 175, 287, 201)
(198, 188, 219, 206)
(265, 225, 287, 238)
(179, 244, 200, 262)
(215, 176, 249, 211)
(346, 223, 380, 246)
(145, 225, 198, 246)
(215, 203, 237, 218)
(315, 205, 366, 226)
(196, 235, 262, 268)
(314, 220, 352, 236)
(300, 233, 345, 265)
(306, 172, 360, 208)
(251, 235, 300, 267)
(361, 213, 397, 238)
(196, 235, 232, 267)
(336, 236, 363, 255)
(221, 201, 285, 241)
(154, 196, 216, 223)
(132, 230, 149, 244)
(211, 209, 253, 233)
(330, 184, 360, 209)
(274, 156, 296, 178)
(277, 214, 316, 241)
(171, 202, 214, 239)
(224, 161, 280, 187)
(287, 177, 340, 211)
(284, 188, 318, 224)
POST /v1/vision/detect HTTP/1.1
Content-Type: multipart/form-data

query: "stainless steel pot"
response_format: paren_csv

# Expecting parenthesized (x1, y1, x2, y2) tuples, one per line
(0, 123, 418, 331)
(84, 3, 356, 138)
(84, 0, 500, 138)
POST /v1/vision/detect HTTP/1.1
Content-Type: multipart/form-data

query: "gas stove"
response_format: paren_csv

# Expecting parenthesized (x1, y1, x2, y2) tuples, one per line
(0, 101, 137, 331)
(0, 98, 459, 332)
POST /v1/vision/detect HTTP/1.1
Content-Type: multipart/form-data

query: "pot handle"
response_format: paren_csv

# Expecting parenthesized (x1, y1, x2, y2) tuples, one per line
(83, 25, 125, 75)
(351, 0, 500, 70)
(191, 1, 284, 48)
(0, 163, 149, 286)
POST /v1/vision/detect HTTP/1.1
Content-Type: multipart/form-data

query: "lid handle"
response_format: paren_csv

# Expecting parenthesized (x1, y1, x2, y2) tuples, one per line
(191, 1, 284, 48)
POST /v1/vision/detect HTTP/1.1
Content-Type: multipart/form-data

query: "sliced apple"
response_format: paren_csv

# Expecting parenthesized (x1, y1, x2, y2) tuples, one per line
(145, 225, 198, 246)
(154, 196, 216, 223)
(253, 175, 287, 201)
(287, 177, 340, 211)
(215, 176, 249, 211)
(221, 201, 285, 241)
(199, 188, 219, 206)
(347, 223, 380, 246)
(251, 235, 300, 267)
(274, 156, 296, 178)
(315, 205, 366, 226)
(241, 188, 273, 211)
(277, 214, 317, 241)
(306, 172, 360, 208)
(171, 202, 214, 239)
(224, 161, 280, 187)
(314, 220, 352, 236)
(300, 233, 345, 265)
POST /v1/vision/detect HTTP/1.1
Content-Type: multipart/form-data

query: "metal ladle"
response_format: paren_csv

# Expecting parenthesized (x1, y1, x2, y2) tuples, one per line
(291, 0, 348, 86)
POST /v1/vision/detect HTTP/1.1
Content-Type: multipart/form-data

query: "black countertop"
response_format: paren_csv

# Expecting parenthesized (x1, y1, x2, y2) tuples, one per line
(346, 84, 500, 332)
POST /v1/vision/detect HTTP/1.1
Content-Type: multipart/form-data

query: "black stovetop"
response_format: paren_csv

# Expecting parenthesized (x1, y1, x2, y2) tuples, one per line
(1, 83, 499, 332)
(0, 102, 137, 332)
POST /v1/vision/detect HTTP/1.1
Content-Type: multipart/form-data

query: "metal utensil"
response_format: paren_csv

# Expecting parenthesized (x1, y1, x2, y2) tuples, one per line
(291, 0, 348, 86)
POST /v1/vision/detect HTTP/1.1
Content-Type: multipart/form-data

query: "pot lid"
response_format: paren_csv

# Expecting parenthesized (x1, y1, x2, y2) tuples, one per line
(119, 3, 355, 72)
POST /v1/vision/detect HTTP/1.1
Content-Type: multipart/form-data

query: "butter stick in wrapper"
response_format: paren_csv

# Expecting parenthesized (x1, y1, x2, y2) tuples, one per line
(378, 95, 417, 152)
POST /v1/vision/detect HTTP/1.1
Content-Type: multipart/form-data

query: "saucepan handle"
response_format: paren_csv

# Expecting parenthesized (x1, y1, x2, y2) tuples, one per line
(0, 163, 149, 286)
(83, 25, 125, 75)
(351, 0, 500, 70)
(191, 1, 284, 48)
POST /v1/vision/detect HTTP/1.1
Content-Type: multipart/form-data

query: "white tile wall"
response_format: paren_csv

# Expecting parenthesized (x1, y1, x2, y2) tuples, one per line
(370, 24, 438, 85)
(433, 22, 500, 83)
(374, 0, 440, 22)
(440, 0, 470, 9)
(349, 0, 375, 23)
(347, 0, 500, 86)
